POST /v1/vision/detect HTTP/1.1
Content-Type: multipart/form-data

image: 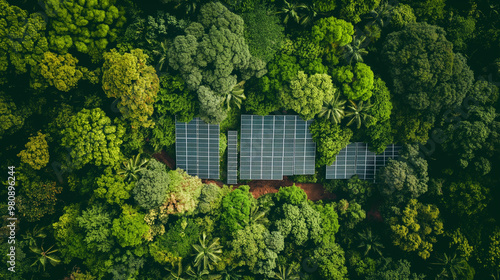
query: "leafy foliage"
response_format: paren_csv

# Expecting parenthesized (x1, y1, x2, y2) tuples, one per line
(310, 119, 353, 166)
(132, 159, 169, 210)
(112, 204, 149, 247)
(221, 185, 254, 233)
(17, 131, 49, 170)
(76, 204, 115, 253)
(332, 62, 375, 101)
(275, 184, 307, 205)
(94, 167, 134, 205)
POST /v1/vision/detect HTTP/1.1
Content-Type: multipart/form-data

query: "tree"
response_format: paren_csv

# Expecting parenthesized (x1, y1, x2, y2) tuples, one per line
(345, 100, 375, 129)
(311, 16, 354, 56)
(313, 202, 340, 244)
(366, 120, 394, 154)
(357, 229, 384, 257)
(389, 199, 444, 259)
(0, 91, 26, 139)
(197, 183, 225, 214)
(343, 175, 373, 204)
(399, 0, 446, 22)
(53, 204, 89, 263)
(192, 232, 223, 271)
(335, 199, 366, 229)
(76, 204, 115, 253)
(224, 82, 246, 110)
(442, 181, 490, 218)
(275, 184, 307, 205)
(242, 5, 285, 62)
(332, 62, 375, 101)
(390, 3, 416, 30)
(61, 108, 125, 169)
(17, 131, 49, 170)
(343, 35, 369, 64)
(311, 240, 348, 280)
(168, 2, 266, 123)
(280, 71, 335, 120)
(132, 159, 169, 210)
(151, 116, 176, 152)
(37, 52, 83, 92)
(112, 204, 150, 247)
(378, 144, 429, 205)
(366, 259, 425, 280)
(382, 23, 474, 121)
(102, 49, 160, 129)
(0, 0, 48, 84)
(310, 119, 353, 166)
(273, 263, 300, 280)
(163, 169, 204, 215)
(221, 185, 254, 233)
(318, 94, 346, 124)
(370, 77, 393, 124)
(94, 167, 135, 206)
(445, 15, 476, 53)
(274, 202, 323, 246)
(155, 74, 196, 123)
(117, 154, 149, 183)
(432, 253, 472, 280)
(42, 0, 126, 60)
(337, 0, 381, 24)
(277, 0, 307, 25)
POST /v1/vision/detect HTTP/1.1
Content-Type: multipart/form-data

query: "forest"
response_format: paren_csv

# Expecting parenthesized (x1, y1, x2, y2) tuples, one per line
(0, 0, 499, 279)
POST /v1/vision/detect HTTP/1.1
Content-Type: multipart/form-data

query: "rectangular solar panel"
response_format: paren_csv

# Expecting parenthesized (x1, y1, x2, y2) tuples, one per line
(325, 143, 402, 181)
(175, 118, 220, 179)
(227, 131, 238, 185)
(239, 115, 316, 180)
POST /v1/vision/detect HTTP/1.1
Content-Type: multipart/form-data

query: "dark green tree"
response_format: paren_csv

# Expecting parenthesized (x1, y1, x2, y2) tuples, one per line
(132, 159, 170, 210)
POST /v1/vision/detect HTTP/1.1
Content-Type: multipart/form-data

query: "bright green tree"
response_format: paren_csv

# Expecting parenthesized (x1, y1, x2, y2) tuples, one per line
(311, 16, 353, 64)
(337, 0, 381, 24)
(17, 131, 49, 170)
(53, 204, 89, 263)
(332, 62, 375, 101)
(155, 75, 196, 123)
(94, 167, 134, 205)
(76, 204, 115, 253)
(42, 0, 126, 60)
(102, 49, 160, 129)
(275, 202, 323, 246)
(275, 184, 307, 205)
(61, 108, 125, 169)
(38, 52, 83, 92)
(221, 185, 254, 233)
(311, 240, 348, 280)
(112, 204, 150, 247)
(280, 71, 335, 120)
(310, 119, 353, 166)
(389, 199, 444, 259)
(399, 0, 446, 22)
(390, 4, 417, 30)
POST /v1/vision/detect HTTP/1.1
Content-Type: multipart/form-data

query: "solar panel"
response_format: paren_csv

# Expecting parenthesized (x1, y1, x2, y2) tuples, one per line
(227, 131, 238, 185)
(240, 115, 316, 180)
(175, 118, 220, 179)
(325, 143, 401, 181)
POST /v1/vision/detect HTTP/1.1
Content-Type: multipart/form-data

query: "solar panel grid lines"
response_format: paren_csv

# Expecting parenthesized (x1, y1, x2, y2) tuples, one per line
(227, 131, 238, 185)
(239, 115, 316, 180)
(325, 143, 401, 181)
(175, 118, 220, 179)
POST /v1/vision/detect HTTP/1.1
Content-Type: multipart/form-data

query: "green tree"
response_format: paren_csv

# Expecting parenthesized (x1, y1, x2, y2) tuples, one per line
(94, 167, 134, 205)
(133, 159, 169, 210)
(163, 169, 204, 215)
(53, 204, 89, 263)
(221, 185, 254, 233)
(366, 259, 425, 280)
(42, 0, 126, 60)
(343, 175, 373, 204)
(335, 199, 366, 229)
(370, 77, 393, 124)
(399, 0, 446, 22)
(390, 3, 417, 30)
(0, 91, 26, 139)
(432, 253, 473, 280)
(275, 202, 323, 246)
(117, 154, 150, 183)
(311, 16, 354, 58)
(337, 0, 381, 24)
(17, 131, 49, 170)
(76, 204, 115, 253)
(345, 100, 375, 129)
(275, 184, 307, 205)
(366, 120, 394, 154)
(313, 202, 340, 243)
(311, 240, 348, 280)
(357, 228, 384, 257)
(486, 229, 500, 270)
(102, 49, 160, 129)
(332, 62, 375, 101)
(382, 23, 474, 121)
(343, 35, 369, 64)
(389, 199, 444, 259)
(192, 232, 222, 271)
(197, 183, 225, 214)
(445, 15, 476, 53)
(280, 71, 335, 120)
(112, 204, 149, 247)
(442, 181, 490, 218)
(242, 5, 285, 62)
(318, 94, 346, 124)
(37, 51, 83, 92)
(61, 108, 125, 169)
(310, 119, 353, 166)
(0, 0, 48, 84)
(168, 2, 266, 123)
(155, 74, 196, 123)
(277, 0, 307, 25)
(273, 263, 300, 280)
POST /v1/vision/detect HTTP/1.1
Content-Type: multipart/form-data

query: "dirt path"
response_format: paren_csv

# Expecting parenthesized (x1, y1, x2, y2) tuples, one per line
(203, 176, 335, 201)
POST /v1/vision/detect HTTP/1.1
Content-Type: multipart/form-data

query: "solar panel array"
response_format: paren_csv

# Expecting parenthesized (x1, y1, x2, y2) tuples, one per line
(175, 118, 220, 179)
(226, 131, 238, 185)
(240, 115, 315, 180)
(325, 143, 401, 181)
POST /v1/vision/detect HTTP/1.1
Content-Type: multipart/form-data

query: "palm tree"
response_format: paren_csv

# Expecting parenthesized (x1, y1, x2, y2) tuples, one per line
(224, 82, 246, 110)
(357, 229, 384, 257)
(249, 204, 269, 225)
(277, 0, 307, 24)
(186, 266, 210, 280)
(153, 39, 169, 73)
(318, 94, 346, 124)
(166, 260, 188, 280)
(117, 154, 149, 182)
(366, 0, 393, 28)
(274, 263, 300, 280)
(300, 2, 318, 26)
(30, 243, 61, 271)
(432, 253, 469, 279)
(192, 232, 223, 271)
(345, 100, 375, 129)
(219, 265, 243, 280)
(343, 35, 369, 64)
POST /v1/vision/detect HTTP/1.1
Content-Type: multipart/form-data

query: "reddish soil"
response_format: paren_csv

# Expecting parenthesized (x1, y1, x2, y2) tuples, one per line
(203, 176, 335, 201)
(152, 150, 175, 170)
